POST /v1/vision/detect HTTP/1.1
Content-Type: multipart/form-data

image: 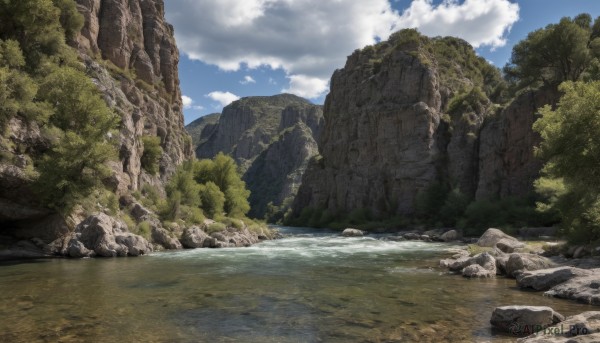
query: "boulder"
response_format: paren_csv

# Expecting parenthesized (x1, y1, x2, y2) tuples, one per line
(517, 267, 593, 291)
(477, 228, 520, 247)
(545, 273, 600, 305)
(68, 213, 152, 257)
(445, 256, 472, 271)
(130, 202, 151, 221)
(518, 311, 600, 342)
(463, 264, 494, 278)
(440, 230, 459, 242)
(180, 226, 209, 249)
(342, 228, 364, 237)
(506, 253, 556, 278)
(497, 238, 527, 253)
(403, 232, 421, 240)
(151, 226, 182, 250)
(67, 238, 95, 258)
(469, 252, 497, 274)
(490, 306, 564, 335)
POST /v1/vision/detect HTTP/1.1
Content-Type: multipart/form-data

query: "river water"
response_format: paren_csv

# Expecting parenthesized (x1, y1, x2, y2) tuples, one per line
(0, 227, 592, 342)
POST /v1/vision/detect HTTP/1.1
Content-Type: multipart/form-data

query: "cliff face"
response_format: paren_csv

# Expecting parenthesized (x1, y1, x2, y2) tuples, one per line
(192, 94, 323, 218)
(293, 31, 559, 219)
(0, 0, 191, 239)
(74, 0, 192, 192)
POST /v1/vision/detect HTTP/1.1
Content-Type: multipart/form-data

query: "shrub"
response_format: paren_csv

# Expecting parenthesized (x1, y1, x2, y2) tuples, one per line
(199, 181, 225, 218)
(206, 222, 226, 234)
(141, 136, 163, 175)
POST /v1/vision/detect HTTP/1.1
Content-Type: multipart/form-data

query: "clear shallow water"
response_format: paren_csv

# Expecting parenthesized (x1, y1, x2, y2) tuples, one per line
(0, 227, 593, 342)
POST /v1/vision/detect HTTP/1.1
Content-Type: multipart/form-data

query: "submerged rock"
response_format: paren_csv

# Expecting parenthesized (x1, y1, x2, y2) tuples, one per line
(491, 306, 564, 335)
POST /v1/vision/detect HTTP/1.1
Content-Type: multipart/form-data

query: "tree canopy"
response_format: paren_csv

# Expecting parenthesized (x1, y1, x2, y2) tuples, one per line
(534, 81, 600, 243)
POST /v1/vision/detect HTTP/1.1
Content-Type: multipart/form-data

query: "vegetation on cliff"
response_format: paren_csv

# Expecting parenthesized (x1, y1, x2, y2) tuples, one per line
(0, 0, 120, 213)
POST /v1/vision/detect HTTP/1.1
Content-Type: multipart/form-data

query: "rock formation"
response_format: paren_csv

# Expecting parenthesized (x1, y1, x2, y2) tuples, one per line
(0, 0, 192, 251)
(192, 94, 323, 218)
(292, 30, 560, 220)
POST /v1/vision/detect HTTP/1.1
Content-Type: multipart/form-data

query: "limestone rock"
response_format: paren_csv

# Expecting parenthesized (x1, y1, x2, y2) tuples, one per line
(496, 238, 527, 253)
(151, 225, 182, 250)
(342, 228, 364, 237)
(490, 306, 564, 335)
(477, 228, 520, 247)
(440, 230, 459, 242)
(506, 253, 556, 278)
(518, 312, 600, 342)
(545, 273, 600, 305)
(517, 267, 593, 291)
(65, 213, 152, 257)
(180, 226, 209, 249)
(463, 264, 494, 278)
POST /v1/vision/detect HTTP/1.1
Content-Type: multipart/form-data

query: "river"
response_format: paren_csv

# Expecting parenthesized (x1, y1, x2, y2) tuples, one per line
(0, 227, 592, 342)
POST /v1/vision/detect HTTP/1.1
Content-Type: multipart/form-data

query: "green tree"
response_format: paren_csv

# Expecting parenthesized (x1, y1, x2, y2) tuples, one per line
(141, 136, 163, 175)
(504, 14, 594, 90)
(199, 181, 225, 218)
(534, 81, 600, 243)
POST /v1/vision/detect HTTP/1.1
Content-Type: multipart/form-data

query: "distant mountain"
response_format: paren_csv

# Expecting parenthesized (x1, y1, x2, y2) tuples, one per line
(190, 94, 323, 219)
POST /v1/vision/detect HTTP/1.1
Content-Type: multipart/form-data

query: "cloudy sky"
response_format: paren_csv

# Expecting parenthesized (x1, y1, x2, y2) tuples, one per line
(164, 0, 600, 124)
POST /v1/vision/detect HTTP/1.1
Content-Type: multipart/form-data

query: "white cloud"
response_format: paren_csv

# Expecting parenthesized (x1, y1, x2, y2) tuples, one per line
(192, 105, 205, 110)
(182, 95, 193, 109)
(397, 0, 519, 49)
(205, 91, 240, 107)
(282, 75, 329, 99)
(240, 75, 256, 85)
(166, 0, 519, 99)
(268, 77, 277, 85)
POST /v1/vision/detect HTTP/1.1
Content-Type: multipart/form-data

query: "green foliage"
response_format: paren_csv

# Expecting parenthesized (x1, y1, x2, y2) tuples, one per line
(141, 136, 163, 175)
(447, 87, 488, 115)
(534, 81, 600, 243)
(504, 14, 595, 91)
(192, 153, 250, 217)
(414, 183, 449, 223)
(199, 181, 225, 218)
(51, 0, 84, 41)
(206, 222, 226, 234)
(136, 221, 152, 240)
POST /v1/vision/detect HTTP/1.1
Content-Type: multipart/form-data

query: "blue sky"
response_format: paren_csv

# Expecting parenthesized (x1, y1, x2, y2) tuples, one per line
(164, 0, 600, 124)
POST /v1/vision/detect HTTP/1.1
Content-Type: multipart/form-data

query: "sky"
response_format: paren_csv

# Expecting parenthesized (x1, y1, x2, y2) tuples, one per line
(163, 0, 600, 124)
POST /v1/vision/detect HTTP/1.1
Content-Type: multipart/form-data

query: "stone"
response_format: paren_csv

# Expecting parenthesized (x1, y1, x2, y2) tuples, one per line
(477, 228, 520, 248)
(180, 226, 209, 248)
(545, 273, 600, 305)
(66, 213, 152, 258)
(151, 226, 182, 250)
(506, 253, 556, 278)
(468, 252, 497, 275)
(130, 202, 151, 221)
(518, 312, 600, 342)
(517, 267, 593, 291)
(497, 238, 527, 253)
(574, 246, 587, 259)
(403, 233, 421, 240)
(490, 306, 564, 335)
(440, 230, 459, 242)
(463, 264, 494, 278)
(342, 228, 364, 237)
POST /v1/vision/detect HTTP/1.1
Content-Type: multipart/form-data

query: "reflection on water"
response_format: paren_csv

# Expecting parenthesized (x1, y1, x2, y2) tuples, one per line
(0, 227, 593, 342)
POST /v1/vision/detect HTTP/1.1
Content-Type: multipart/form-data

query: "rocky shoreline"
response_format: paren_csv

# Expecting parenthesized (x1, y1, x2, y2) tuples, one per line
(432, 227, 600, 342)
(0, 204, 275, 260)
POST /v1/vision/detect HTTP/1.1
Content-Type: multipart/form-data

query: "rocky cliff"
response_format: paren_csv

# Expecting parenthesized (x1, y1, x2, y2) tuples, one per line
(193, 94, 323, 219)
(74, 0, 192, 191)
(292, 30, 559, 220)
(0, 0, 192, 246)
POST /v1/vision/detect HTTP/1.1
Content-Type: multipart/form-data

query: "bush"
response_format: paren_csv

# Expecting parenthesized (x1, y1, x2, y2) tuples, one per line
(206, 222, 226, 234)
(199, 181, 225, 218)
(141, 136, 163, 175)
(136, 221, 151, 240)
